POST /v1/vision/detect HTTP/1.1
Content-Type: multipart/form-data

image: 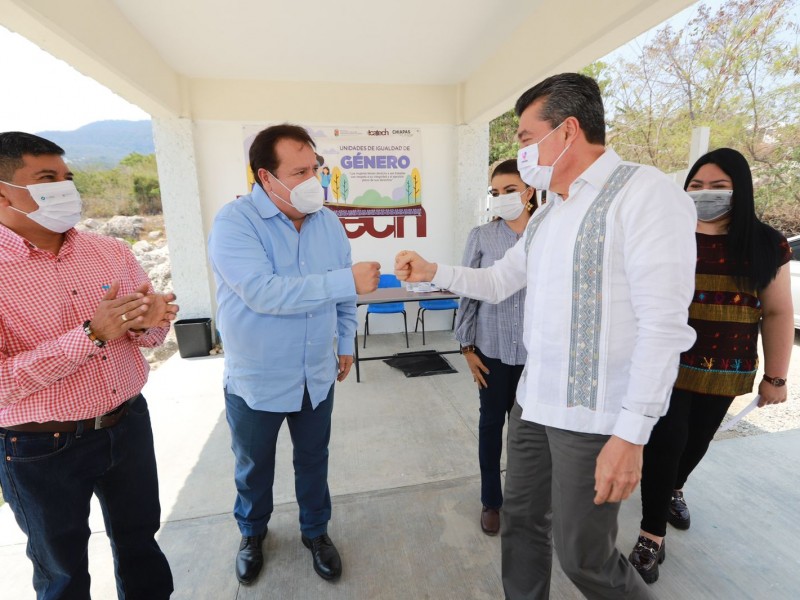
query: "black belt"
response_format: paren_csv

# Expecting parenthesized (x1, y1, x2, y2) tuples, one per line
(3, 397, 136, 433)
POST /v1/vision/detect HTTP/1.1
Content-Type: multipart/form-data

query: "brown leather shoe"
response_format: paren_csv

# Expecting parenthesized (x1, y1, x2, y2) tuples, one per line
(480, 506, 500, 535)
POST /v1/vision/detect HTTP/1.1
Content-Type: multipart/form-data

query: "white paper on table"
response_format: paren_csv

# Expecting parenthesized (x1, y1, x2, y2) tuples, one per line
(717, 396, 760, 432)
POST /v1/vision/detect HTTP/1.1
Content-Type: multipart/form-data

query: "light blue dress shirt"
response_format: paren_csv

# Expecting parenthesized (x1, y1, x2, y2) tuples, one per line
(208, 183, 357, 412)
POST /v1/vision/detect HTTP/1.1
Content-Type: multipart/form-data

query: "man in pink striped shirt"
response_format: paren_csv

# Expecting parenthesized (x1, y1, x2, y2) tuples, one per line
(0, 132, 179, 599)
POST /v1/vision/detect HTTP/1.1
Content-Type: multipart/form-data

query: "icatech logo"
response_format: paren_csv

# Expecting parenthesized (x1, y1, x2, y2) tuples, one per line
(368, 129, 389, 136)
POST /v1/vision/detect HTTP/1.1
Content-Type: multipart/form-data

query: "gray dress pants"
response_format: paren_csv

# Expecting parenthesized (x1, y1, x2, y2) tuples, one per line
(501, 402, 655, 600)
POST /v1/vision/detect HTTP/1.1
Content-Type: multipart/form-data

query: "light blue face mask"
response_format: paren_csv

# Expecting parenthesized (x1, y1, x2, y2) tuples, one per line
(687, 189, 733, 222)
(0, 179, 83, 232)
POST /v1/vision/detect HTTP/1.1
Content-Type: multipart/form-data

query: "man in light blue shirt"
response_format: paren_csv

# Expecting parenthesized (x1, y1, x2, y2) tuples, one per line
(208, 124, 380, 586)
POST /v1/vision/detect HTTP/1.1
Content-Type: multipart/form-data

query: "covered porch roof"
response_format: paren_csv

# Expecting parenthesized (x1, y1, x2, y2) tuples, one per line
(0, 0, 696, 322)
(0, 0, 694, 125)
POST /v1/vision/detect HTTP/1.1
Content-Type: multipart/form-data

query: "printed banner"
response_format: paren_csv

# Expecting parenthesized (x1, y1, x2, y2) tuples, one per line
(243, 124, 423, 217)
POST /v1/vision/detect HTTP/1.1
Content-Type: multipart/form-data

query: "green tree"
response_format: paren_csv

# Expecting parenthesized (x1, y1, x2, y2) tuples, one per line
(73, 152, 161, 217)
(489, 109, 520, 164)
(597, 0, 800, 223)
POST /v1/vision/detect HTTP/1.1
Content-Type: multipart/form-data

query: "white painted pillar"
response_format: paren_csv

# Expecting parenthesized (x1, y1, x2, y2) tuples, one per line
(151, 116, 213, 320)
(454, 123, 490, 262)
(689, 126, 710, 168)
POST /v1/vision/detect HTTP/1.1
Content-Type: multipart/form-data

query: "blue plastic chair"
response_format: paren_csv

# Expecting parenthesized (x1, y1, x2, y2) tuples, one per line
(363, 274, 409, 348)
(414, 299, 459, 345)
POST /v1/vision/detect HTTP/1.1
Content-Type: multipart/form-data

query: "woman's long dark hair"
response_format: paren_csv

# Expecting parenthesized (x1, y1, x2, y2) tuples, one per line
(684, 148, 784, 290)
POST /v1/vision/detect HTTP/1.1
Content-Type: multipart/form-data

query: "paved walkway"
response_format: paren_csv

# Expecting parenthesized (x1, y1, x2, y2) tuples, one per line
(2, 331, 799, 599)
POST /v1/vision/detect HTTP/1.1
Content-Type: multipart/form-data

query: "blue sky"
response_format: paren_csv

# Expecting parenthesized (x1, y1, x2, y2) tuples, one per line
(0, 0, 736, 134)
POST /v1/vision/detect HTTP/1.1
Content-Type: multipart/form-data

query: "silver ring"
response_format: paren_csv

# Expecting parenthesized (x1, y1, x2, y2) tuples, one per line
(121, 313, 128, 322)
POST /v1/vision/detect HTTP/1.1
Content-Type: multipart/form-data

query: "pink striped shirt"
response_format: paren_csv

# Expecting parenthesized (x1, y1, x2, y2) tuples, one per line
(0, 226, 167, 426)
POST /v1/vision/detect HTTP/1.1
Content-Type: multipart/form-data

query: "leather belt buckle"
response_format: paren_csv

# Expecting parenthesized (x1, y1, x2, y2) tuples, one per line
(94, 414, 106, 430)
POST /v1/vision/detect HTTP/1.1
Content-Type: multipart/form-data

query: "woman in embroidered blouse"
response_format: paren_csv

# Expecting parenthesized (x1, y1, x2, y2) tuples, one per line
(454, 159, 537, 536)
(629, 148, 793, 583)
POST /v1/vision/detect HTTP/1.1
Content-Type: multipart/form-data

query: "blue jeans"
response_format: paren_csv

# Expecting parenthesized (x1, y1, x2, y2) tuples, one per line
(0, 395, 173, 600)
(225, 385, 333, 539)
(476, 349, 524, 509)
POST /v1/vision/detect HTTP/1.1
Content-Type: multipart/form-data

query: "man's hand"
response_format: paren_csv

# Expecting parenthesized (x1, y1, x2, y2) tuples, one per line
(89, 281, 150, 341)
(593, 435, 643, 505)
(464, 352, 490, 388)
(394, 250, 437, 282)
(337, 355, 354, 382)
(352, 262, 381, 294)
(133, 283, 180, 329)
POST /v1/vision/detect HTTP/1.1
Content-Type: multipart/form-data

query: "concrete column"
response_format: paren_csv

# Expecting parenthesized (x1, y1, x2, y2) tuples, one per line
(454, 123, 490, 261)
(689, 126, 710, 168)
(151, 116, 213, 319)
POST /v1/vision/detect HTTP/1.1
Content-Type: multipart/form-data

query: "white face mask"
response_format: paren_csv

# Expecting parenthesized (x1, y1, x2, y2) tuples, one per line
(1, 179, 82, 233)
(489, 191, 526, 221)
(687, 189, 733, 222)
(268, 172, 324, 214)
(517, 121, 571, 191)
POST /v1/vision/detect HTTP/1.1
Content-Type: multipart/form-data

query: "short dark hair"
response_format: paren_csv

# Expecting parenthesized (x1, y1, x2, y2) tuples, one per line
(249, 124, 316, 187)
(514, 73, 606, 145)
(0, 132, 64, 181)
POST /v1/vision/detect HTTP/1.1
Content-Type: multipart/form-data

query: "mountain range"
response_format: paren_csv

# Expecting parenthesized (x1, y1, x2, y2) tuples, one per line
(37, 120, 154, 168)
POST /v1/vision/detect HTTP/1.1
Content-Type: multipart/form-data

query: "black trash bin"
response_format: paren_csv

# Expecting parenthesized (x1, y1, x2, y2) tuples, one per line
(174, 318, 213, 358)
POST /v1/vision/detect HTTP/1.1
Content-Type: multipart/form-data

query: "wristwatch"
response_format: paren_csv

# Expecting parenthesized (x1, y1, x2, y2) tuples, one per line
(460, 345, 477, 355)
(82, 320, 106, 348)
(762, 374, 787, 387)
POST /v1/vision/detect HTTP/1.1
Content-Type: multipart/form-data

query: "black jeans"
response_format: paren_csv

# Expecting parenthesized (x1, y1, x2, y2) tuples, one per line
(0, 395, 173, 600)
(476, 349, 524, 509)
(640, 388, 734, 536)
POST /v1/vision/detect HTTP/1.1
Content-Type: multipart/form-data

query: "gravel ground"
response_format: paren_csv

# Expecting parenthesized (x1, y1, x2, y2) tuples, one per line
(715, 331, 800, 440)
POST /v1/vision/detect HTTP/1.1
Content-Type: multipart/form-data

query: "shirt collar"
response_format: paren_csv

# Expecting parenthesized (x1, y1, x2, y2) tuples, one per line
(249, 181, 318, 224)
(547, 148, 623, 205)
(250, 183, 281, 219)
(0, 223, 77, 257)
(570, 148, 622, 195)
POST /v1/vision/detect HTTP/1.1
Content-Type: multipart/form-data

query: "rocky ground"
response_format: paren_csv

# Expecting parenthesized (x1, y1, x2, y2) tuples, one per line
(76, 215, 179, 369)
(717, 332, 800, 440)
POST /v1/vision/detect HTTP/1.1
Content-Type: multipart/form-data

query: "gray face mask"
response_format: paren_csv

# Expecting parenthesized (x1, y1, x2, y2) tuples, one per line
(687, 189, 733, 222)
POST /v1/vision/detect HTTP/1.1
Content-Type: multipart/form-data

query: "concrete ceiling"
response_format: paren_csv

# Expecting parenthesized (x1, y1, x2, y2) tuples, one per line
(0, 0, 696, 124)
(113, 0, 540, 85)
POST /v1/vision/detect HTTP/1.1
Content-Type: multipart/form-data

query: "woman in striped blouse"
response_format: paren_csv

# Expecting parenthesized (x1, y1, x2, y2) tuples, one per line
(454, 158, 537, 536)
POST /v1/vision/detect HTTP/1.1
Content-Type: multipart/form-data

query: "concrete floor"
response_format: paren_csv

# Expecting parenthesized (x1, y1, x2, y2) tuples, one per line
(1, 331, 799, 599)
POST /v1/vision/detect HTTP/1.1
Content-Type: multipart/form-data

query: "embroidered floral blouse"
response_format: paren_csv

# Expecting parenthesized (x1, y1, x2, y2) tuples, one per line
(674, 232, 791, 396)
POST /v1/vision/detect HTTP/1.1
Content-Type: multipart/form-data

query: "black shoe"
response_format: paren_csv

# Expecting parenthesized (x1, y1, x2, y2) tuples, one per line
(235, 530, 267, 585)
(301, 533, 342, 581)
(668, 490, 691, 530)
(628, 535, 665, 584)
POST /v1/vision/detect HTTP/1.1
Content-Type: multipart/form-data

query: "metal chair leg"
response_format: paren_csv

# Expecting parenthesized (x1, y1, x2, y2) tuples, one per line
(402, 310, 409, 347)
(363, 313, 369, 348)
